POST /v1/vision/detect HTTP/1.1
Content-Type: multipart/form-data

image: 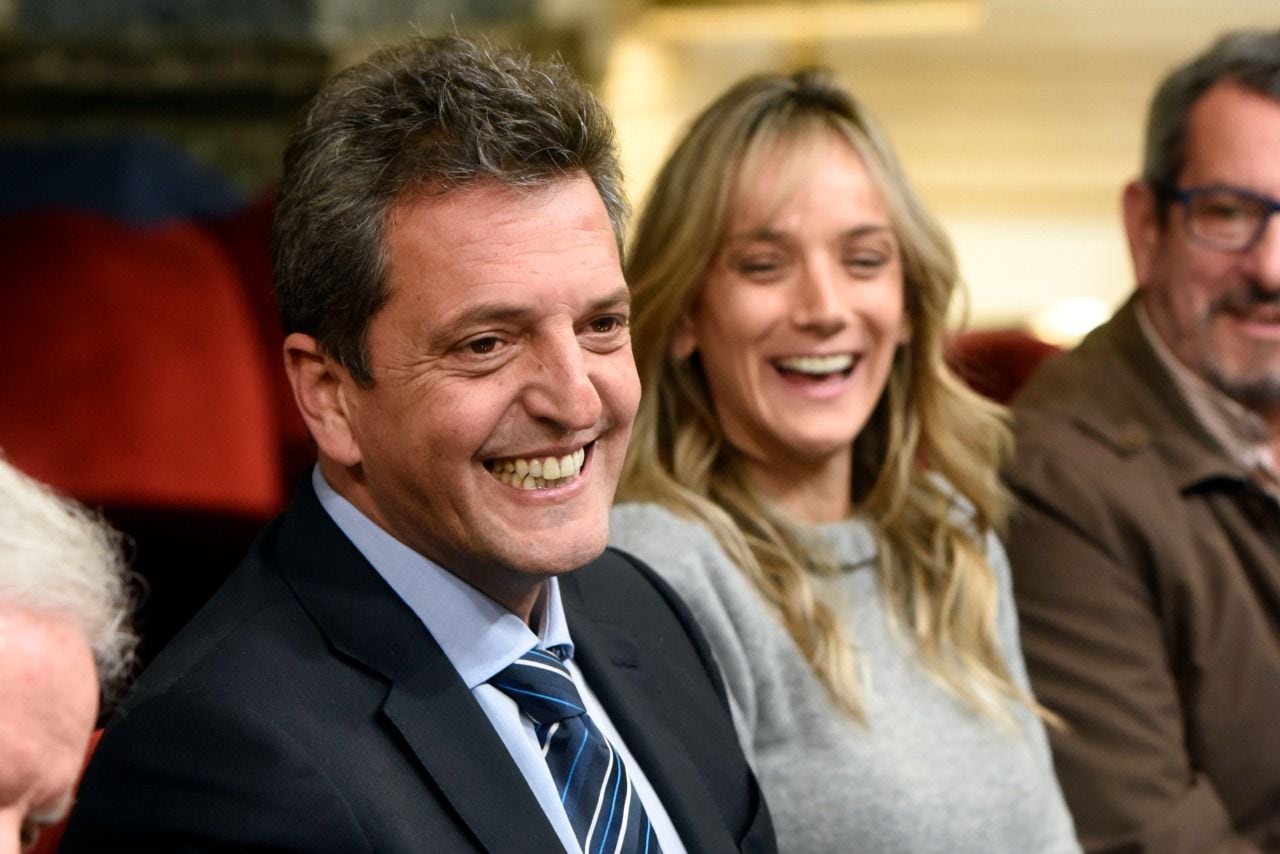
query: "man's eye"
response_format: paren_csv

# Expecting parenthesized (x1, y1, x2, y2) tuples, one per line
(589, 316, 624, 334)
(1206, 202, 1246, 219)
(467, 336, 501, 355)
(1197, 194, 1259, 221)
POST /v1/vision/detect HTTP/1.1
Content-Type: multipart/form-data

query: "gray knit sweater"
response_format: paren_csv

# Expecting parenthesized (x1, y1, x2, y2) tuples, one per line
(610, 502, 1080, 854)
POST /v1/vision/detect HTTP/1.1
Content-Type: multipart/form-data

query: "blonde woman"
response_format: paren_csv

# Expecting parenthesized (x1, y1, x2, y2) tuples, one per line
(609, 69, 1078, 853)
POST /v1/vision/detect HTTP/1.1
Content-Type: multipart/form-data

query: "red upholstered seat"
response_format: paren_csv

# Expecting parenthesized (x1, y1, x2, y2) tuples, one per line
(0, 210, 284, 516)
(202, 190, 314, 488)
(946, 328, 1062, 405)
(1, 210, 289, 663)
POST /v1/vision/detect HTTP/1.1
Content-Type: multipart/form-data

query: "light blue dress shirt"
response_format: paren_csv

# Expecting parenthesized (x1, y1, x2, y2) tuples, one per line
(313, 469, 685, 854)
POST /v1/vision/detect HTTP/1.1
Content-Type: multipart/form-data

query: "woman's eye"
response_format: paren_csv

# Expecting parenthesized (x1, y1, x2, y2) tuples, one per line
(735, 257, 784, 278)
(844, 252, 889, 273)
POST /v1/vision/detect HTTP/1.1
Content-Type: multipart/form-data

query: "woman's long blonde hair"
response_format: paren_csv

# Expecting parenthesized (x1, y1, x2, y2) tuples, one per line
(618, 69, 1034, 724)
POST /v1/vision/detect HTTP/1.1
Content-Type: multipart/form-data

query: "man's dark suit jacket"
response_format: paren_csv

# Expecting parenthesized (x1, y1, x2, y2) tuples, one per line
(62, 479, 775, 852)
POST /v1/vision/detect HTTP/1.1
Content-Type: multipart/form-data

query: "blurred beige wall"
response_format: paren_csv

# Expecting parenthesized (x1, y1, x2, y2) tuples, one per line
(599, 0, 1279, 341)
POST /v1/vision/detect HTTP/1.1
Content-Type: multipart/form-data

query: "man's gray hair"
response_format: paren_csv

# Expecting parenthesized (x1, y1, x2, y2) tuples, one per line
(1144, 29, 1280, 194)
(272, 33, 629, 386)
(0, 456, 136, 701)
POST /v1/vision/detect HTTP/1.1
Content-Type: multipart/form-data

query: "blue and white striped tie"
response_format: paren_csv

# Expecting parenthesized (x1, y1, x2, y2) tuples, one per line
(490, 646, 662, 854)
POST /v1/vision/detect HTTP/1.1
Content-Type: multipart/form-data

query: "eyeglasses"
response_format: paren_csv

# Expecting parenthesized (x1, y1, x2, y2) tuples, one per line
(1153, 182, 1280, 252)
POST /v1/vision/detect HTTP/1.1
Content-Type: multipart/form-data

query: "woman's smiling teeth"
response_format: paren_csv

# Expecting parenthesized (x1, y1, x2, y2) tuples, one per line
(486, 447, 588, 489)
(774, 354, 855, 377)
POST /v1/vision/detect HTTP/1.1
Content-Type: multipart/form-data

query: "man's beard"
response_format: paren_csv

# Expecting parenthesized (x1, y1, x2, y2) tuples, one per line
(1203, 280, 1280, 412)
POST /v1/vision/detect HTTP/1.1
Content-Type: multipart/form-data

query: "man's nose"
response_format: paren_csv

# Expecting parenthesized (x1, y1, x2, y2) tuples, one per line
(1245, 214, 1280, 291)
(522, 332, 603, 431)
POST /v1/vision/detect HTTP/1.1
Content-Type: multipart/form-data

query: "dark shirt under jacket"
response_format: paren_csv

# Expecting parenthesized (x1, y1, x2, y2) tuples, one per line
(61, 477, 776, 853)
(1005, 295, 1280, 853)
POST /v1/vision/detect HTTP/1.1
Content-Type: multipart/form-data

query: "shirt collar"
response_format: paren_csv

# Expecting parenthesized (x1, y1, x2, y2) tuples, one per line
(1136, 299, 1280, 488)
(311, 467, 575, 687)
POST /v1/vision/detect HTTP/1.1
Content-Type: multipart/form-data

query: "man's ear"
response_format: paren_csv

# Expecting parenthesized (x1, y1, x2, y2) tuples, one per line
(670, 313, 698, 362)
(1122, 180, 1161, 288)
(283, 333, 362, 468)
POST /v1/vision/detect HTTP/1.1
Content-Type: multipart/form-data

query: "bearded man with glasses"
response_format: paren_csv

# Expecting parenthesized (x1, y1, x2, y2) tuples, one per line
(1004, 29, 1280, 854)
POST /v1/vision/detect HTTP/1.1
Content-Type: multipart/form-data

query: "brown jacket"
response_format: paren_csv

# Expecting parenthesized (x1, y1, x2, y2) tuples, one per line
(1005, 295, 1280, 854)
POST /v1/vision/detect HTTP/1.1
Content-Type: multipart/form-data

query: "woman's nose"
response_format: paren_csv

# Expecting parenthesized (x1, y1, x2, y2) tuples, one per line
(791, 263, 848, 335)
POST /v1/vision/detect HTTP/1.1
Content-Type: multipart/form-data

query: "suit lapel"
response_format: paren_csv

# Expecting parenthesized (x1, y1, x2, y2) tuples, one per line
(562, 572, 739, 853)
(382, 658, 565, 854)
(276, 481, 563, 854)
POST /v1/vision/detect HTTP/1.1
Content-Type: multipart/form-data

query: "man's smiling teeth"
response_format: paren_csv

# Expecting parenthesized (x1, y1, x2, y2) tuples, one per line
(775, 354, 854, 375)
(486, 447, 587, 489)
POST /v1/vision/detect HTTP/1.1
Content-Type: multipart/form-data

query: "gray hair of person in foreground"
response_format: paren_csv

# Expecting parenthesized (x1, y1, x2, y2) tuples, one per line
(0, 455, 136, 702)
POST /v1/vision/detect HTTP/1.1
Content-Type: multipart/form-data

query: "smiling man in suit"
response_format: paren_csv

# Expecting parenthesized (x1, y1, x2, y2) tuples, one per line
(62, 34, 773, 854)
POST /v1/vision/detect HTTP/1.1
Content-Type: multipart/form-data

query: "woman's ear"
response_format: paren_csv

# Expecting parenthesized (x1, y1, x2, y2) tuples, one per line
(896, 311, 913, 345)
(670, 313, 698, 361)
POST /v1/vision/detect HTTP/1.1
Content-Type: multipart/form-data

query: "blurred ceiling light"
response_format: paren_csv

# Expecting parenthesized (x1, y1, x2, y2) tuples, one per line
(635, 0, 985, 43)
(1029, 296, 1111, 347)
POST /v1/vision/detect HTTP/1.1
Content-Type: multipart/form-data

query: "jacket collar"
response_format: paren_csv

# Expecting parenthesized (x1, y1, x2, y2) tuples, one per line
(274, 479, 564, 854)
(1067, 295, 1252, 494)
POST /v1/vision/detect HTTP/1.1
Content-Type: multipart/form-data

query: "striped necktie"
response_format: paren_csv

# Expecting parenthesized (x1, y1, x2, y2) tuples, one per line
(490, 646, 662, 854)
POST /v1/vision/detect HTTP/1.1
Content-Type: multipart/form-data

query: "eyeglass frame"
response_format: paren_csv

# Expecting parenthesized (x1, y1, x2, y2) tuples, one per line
(1150, 181, 1280, 253)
